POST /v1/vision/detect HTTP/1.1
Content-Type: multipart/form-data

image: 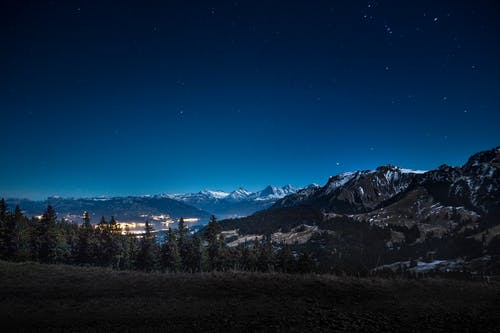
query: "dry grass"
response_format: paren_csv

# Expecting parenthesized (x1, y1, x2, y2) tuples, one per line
(1, 261, 499, 332)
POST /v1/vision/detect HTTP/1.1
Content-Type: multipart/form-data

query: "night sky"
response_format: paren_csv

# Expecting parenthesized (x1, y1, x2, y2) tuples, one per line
(1, 1, 499, 199)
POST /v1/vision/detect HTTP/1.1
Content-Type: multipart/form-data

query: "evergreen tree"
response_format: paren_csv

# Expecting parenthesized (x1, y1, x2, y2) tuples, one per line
(186, 233, 204, 272)
(0, 199, 8, 259)
(76, 212, 95, 264)
(97, 216, 107, 232)
(121, 226, 139, 270)
(36, 206, 59, 263)
(136, 221, 158, 271)
(95, 216, 121, 267)
(177, 217, 191, 270)
(14, 209, 32, 261)
(205, 215, 223, 270)
(96, 216, 111, 266)
(0, 198, 7, 222)
(0, 204, 20, 260)
(108, 216, 123, 268)
(205, 215, 222, 242)
(160, 227, 181, 272)
(56, 217, 77, 263)
(177, 217, 188, 240)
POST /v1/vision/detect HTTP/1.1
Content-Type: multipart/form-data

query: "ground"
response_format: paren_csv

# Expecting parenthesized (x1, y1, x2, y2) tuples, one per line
(0, 261, 499, 332)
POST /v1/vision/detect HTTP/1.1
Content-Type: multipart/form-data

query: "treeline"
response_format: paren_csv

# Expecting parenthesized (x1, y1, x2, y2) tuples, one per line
(0, 200, 314, 273)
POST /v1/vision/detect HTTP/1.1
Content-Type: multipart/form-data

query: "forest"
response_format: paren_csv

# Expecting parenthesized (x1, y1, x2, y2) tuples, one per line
(1, 198, 499, 276)
(0, 199, 316, 273)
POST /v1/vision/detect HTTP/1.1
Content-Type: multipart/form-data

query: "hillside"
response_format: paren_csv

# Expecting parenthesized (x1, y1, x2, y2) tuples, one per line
(218, 147, 500, 272)
(1, 261, 499, 332)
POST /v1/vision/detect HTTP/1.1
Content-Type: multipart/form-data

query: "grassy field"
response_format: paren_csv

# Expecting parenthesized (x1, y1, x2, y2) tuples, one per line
(0, 261, 499, 332)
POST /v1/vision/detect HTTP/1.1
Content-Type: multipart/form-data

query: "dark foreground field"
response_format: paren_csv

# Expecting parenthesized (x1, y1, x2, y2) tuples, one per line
(1, 261, 499, 332)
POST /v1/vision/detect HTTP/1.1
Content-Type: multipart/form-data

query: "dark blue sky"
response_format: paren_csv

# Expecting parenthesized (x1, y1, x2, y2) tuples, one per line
(1, 0, 499, 199)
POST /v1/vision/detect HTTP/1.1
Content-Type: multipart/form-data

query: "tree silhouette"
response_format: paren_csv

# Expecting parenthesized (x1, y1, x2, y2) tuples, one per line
(160, 227, 181, 272)
(136, 221, 158, 271)
(76, 212, 95, 264)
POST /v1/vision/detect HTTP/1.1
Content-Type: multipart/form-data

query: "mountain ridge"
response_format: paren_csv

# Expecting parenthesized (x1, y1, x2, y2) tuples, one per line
(217, 147, 500, 272)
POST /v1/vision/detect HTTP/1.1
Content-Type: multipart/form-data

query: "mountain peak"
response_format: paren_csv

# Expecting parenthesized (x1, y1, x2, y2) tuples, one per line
(465, 146, 500, 168)
(199, 190, 230, 199)
(226, 188, 252, 201)
(252, 185, 297, 201)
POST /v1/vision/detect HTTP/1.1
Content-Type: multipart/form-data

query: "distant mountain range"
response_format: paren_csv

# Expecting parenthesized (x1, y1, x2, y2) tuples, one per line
(165, 185, 298, 218)
(4, 196, 212, 226)
(3, 185, 299, 226)
(4, 146, 500, 274)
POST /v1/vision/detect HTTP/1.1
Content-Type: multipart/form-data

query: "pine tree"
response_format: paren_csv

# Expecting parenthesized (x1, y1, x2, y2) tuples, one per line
(0, 199, 8, 259)
(97, 216, 107, 232)
(96, 216, 111, 266)
(136, 221, 158, 271)
(76, 212, 95, 264)
(205, 215, 223, 270)
(95, 216, 121, 267)
(37, 205, 59, 263)
(56, 217, 77, 263)
(160, 227, 181, 272)
(186, 233, 204, 272)
(178, 217, 188, 240)
(14, 208, 32, 261)
(121, 225, 139, 270)
(0, 198, 7, 222)
(177, 217, 191, 270)
(108, 216, 123, 268)
(205, 215, 222, 242)
(1, 204, 20, 259)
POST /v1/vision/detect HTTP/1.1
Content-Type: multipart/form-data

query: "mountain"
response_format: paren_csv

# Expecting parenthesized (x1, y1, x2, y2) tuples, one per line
(217, 147, 500, 273)
(5, 196, 212, 230)
(225, 188, 252, 202)
(167, 185, 299, 219)
(249, 185, 297, 201)
(2, 185, 298, 232)
(272, 166, 426, 213)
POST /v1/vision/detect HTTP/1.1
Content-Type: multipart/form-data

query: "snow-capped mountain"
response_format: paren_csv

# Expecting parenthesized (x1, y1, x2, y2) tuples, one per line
(249, 185, 298, 201)
(225, 188, 253, 202)
(233, 147, 500, 237)
(273, 166, 427, 213)
(217, 147, 500, 272)
(168, 185, 298, 218)
(199, 190, 230, 199)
